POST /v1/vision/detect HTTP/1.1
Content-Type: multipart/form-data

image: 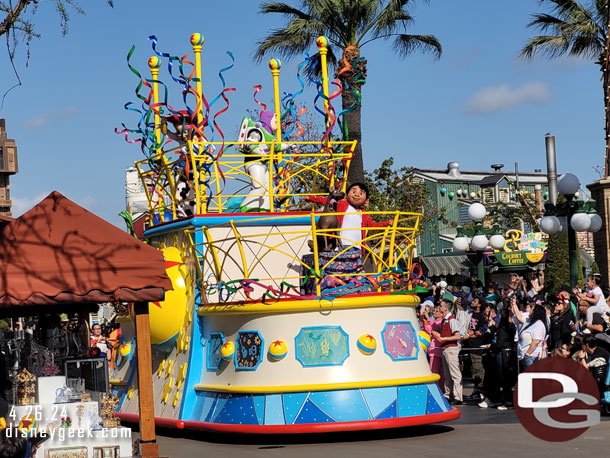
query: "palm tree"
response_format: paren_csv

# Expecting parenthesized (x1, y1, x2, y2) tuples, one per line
(521, 0, 610, 176)
(254, 0, 441, 184)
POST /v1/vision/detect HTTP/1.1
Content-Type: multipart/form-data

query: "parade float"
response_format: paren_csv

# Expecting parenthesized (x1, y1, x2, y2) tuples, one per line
(112, 33, 460, 433)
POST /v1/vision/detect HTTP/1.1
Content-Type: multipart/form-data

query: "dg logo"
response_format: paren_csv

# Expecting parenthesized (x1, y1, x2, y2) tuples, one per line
(514, 357, 600, 441)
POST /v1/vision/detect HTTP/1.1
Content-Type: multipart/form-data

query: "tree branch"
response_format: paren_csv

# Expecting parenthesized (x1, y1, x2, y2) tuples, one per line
(0, 0, 34, 38)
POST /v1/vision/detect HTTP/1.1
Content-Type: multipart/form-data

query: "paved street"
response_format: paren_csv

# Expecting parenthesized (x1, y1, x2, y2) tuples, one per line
(131, 402, 610, 458)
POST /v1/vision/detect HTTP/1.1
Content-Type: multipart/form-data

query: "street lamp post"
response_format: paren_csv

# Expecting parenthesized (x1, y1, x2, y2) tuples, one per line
(539, 173, 603, 288)
(451, 203, 506, 288)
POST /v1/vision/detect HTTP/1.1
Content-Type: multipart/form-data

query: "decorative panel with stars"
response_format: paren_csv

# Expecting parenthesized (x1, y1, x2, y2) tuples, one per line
(294, 326, 349, 367)
(235, 331, 264, 370)
(206, 332, 225, 371)
(381, 322, 419, 361)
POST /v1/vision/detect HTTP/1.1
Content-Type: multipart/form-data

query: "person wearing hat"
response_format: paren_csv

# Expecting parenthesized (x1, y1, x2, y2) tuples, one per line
(433, 296, 463, 405)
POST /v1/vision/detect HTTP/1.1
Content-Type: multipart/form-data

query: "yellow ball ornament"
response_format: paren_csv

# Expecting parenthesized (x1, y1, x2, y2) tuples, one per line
(221, 341, 235, 361)
(418, 331, 431, 351)
(316, 36, 329, 48)
(268, 58, 282, 71)
(357, 334, 377, 355)
(190, 33, 204, 46)
(148, 56, 161, 69)
(268, 340, 288, 361)
(119, 343, 132, 358)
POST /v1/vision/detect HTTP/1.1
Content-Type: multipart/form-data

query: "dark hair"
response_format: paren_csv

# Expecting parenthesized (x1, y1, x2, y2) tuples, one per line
(587, 274, 601, 286)
(583, 334, 597, 348)
(523, 303, 548, 335)
(0, 428, 27, 458)
(346, 182, 369, 198)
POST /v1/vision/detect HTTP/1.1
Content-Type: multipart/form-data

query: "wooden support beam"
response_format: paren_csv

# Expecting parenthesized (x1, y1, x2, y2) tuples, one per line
(134, 301, 160, 458)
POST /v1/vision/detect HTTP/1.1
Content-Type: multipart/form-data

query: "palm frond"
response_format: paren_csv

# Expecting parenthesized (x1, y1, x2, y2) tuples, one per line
(392, 34, 442, 59)
(254, 25, 317, 63)
(522, 0, 605, 61)
(260, 1, 310, 19)
(520, 35, 571, 59)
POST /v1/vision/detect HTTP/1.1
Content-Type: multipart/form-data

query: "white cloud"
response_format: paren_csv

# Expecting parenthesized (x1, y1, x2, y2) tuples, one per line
(23, 106, 78, 129)
(11, 193, 49, 217)
(464, 81, 551, 114)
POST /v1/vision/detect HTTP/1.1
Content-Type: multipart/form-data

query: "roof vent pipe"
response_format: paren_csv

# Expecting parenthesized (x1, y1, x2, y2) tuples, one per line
(447, 162, 461, 177)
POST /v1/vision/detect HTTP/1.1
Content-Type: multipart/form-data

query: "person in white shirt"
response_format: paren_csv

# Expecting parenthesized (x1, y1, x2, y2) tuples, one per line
(517, 305, 548, 370)
(574, 275, 608, 325)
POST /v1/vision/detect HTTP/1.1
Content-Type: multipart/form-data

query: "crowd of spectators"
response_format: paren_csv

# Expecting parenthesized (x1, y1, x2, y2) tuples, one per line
(417, 273, 610, 410)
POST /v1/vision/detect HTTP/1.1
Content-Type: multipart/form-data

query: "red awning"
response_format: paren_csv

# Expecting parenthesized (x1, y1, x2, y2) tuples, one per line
(0, 191, 171, 309)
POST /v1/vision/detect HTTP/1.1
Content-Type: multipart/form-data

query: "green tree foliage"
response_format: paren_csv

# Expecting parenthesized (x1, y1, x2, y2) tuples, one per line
(544, 232, 584, 292)
(545, 233, 571, 294)
(364, 157, 449, 228)
(591, 261, 600, 274)
(254, 0, 441, 184)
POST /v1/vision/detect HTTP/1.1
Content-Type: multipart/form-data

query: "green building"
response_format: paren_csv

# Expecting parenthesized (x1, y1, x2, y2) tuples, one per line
(412, 162, 549, 278)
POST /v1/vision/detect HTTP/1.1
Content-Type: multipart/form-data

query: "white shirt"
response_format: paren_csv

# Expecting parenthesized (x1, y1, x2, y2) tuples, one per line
(587, 286, 607, 309)
(340, 204, 362, 246)
(518, 320, 546, 359)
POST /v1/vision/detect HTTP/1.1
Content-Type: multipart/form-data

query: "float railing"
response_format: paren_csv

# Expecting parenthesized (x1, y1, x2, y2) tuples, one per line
(187, 211, 422, 304)
(134, 139, 355, 224)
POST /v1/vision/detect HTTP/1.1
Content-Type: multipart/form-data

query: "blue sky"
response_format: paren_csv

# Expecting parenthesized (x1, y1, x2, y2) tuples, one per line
(0, 0, 604, 227)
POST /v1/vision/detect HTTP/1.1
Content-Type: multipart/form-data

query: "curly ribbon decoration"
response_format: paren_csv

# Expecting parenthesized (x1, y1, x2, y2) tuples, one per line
(252, 85, 267, 114)
(202, 265, 424, 304)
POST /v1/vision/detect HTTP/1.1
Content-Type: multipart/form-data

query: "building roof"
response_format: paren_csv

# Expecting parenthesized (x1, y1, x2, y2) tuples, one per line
(414, 167, 548, 185)
(0, 191, 171, 312)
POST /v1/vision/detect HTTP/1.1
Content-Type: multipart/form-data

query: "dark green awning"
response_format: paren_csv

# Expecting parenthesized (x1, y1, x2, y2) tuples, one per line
(420, 254, 474, 277)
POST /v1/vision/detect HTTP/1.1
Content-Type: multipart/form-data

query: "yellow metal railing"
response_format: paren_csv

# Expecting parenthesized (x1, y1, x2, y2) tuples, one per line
(187, 211, 421, 303)
(135, 139, 355, 223)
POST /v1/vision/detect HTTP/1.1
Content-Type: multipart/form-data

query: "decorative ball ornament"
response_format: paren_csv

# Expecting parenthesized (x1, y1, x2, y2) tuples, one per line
(462, 189, 468, 196)
(557, 173, 580, 195)
(148, 56, 162, 69)
(119, 343, 132, 358)
(357, 334, 377, 355)
(268, 340, 288, 360)
(540, 215, 561, 235)
(18, 414, 37, 437)
(477, 190, 482, 196)
(418, 331, 431, 351)
(571, 212, 591, 232)
(574, 191, 580, 198)
(316, 36, 329, 48)
(544, 191, 549, 198)
(269, 58, 282, 71)
(589, 213, 603, 232)
(452, 236, 469, 252)
(489, 234, 506, 250)
(470, 191, 476, 199)
(190, 33, 204, 46)
(448, 191, 455, 199)
(440, 187, 446, 195)
(468, 203, 487, 222)
(456, 189, 462, 196)
(221, 341, 235, 361)
(470, 234, 489, 251)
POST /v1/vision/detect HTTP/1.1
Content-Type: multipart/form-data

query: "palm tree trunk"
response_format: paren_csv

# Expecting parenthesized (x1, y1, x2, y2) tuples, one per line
(341, 83, 365, 184)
